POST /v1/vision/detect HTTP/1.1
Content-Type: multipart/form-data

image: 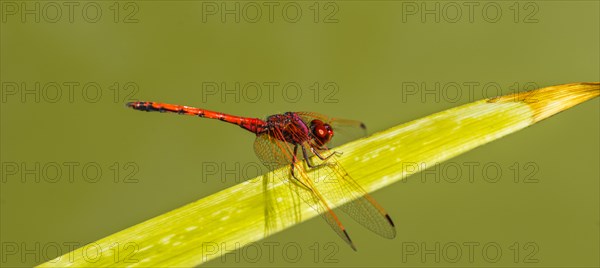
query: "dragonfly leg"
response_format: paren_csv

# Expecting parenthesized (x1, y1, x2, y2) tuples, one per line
(312, 146, 329, 151)
(311, 147, 342, 161)
(302, 145, 333, 169)
(289, 145, 311, 191)
(290, 144, 300, 178)
(313, 146, 342, 154)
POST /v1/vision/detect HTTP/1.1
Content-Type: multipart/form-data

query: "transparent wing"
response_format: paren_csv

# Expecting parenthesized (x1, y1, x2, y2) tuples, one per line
(255, 131, 300, 235)
(253, 132, 295, 170)
(262, 172, 302, 236)
(253, 128, 357, 250)
(284, 163, 357, 250)
(294, 113, 395, 238)
(306, 148, 397, 239)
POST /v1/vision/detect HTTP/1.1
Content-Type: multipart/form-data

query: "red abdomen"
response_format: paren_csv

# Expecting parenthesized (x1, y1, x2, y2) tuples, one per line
(126, 101, 267, 134)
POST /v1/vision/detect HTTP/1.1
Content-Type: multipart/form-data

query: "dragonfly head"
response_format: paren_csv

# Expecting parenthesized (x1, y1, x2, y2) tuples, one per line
(310, 119, 334, 146)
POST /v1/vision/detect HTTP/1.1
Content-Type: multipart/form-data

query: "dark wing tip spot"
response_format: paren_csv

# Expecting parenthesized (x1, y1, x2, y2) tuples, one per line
(385, 214, 398, 239)
(385, 214, 395, 227)
(360, 122, 367, 130)
(342, 229, 357, 251)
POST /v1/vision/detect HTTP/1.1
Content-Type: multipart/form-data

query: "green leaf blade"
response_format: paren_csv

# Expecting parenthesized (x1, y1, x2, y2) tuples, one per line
(38, 82, 599, 267)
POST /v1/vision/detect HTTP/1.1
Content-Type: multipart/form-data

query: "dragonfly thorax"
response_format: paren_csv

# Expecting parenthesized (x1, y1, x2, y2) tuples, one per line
(265, 112, 334, 147)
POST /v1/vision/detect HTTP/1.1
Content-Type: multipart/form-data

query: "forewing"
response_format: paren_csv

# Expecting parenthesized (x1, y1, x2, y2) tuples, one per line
(287, 159, 357, 250)
(253, 124, 357, 250)
(307, 149, 397, 239)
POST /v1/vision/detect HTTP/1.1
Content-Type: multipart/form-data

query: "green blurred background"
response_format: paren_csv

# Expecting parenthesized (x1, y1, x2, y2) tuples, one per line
(1, 1, 598, 267)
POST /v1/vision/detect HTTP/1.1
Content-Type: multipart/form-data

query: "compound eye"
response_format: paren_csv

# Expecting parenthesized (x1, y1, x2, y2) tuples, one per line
(311, 120, 334, 146)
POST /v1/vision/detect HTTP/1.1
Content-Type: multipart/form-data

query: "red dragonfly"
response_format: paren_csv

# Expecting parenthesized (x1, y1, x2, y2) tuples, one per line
(126, 101, 396, 250)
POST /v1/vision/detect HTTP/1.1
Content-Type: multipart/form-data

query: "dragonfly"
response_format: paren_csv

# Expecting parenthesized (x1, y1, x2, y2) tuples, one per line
(126, 101, 396, 250)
